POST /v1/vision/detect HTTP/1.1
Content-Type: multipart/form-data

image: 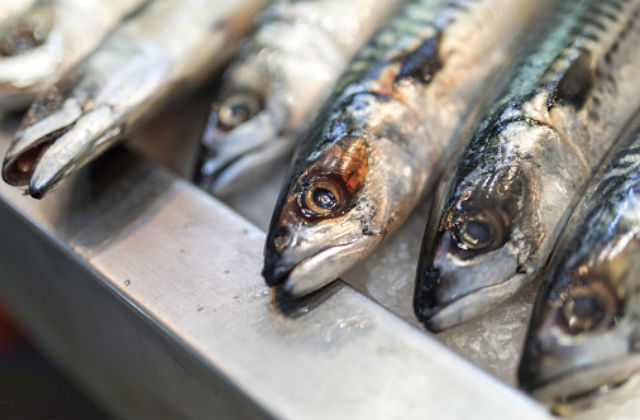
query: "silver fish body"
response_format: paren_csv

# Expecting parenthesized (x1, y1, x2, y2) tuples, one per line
(262, 0, 551, 297)
(518, 119, 640, 408)
(415, 0, 640, 332)
(2, 0, 267, 198)
(0, 0, 147, 109)
(195, 0, 403, 197)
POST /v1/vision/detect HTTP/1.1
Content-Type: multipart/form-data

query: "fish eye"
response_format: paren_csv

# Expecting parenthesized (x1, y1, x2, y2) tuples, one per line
(299, 176, 347, 219)
(216, 92, 262, 131)
(561, 284, 616, 335)
(451, 208, 508, 254)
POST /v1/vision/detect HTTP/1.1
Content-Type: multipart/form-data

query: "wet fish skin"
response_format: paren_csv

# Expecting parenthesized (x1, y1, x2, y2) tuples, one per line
(0, 0, 148, 109)
(262, 0, 551, 297)
(518, 119, 640, 408)
(415, 0, 640, 332)
(195, 0, 403, 197)
(2, 0, 267, 198)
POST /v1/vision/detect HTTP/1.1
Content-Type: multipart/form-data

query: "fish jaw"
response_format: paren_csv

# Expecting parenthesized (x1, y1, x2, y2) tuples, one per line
(29, 106, 120, 198)
(2, 103, 119, 198)
(264, 239, 373, 298)
(197, 104, 290, 196)
(2, 95, 82, 186)
(518, 322, 640, 407)
(518, 239, 640, 406)
(262, 201, 381, 296)
(414, 229, 528, 331)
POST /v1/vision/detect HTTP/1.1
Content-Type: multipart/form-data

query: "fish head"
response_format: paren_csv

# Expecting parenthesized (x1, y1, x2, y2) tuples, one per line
(415, 121, 558, 331)
(262, 131, 389, 297)
(197, 86, 289, 196)
(518, 235, 640, 406)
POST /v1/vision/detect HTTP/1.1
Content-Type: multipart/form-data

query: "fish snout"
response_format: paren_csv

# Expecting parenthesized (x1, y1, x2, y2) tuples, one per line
(413, 264, 442, 322)
(262, 226, 293, 287)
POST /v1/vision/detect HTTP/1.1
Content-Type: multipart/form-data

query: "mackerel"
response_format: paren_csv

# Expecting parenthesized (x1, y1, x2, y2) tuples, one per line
(518, 117, 640, 408)
(415, 0, 640, 331)
(2, 0, 267, 198)
(262, 0, 551, 297)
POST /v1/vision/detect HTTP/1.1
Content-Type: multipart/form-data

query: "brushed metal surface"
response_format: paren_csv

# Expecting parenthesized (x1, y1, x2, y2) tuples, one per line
(0, 115, 551, 419)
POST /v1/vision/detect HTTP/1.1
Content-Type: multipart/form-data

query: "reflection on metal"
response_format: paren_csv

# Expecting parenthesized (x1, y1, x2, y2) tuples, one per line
(0, 116, 550, 419)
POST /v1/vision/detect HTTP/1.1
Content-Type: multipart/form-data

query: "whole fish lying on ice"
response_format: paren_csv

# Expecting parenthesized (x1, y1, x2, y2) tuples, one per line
(415, 0, 640, 332)
(262, 0, 552, 297)
(2, 0, 267, 198)
(518, 117, 640, 411)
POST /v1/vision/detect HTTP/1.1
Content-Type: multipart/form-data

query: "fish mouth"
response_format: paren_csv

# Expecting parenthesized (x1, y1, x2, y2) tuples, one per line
(197, 142, 276, 197)
(416, 272, 527, 332)
(2, 104, 119, 198)
(262, 241, 358, 298)
(196, 145, 255, 195)
(2, 119, 76, 187)
(197, 113, 286, 196)
(519, 357, 637, 410)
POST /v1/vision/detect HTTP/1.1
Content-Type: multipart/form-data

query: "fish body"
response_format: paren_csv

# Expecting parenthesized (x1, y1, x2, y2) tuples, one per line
(0, 0, 147, 109)
(2, 0, 267, 198)
(262, 0, 551, 297)
(518, 119, 640, 408)
(195, 0, 404, 197)
(414, 0, 640, 332)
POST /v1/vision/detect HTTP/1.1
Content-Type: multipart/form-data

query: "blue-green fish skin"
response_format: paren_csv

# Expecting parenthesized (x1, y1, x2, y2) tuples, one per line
(415, 0, 640, 332)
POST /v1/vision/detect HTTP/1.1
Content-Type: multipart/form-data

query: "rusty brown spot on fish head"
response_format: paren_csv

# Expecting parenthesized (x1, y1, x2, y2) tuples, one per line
(268, 136, 369, 230)
(293, 136, 369, 221)
(263, 136, 370, 286)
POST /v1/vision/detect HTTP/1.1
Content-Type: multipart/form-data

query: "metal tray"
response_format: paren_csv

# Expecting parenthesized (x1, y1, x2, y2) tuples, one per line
(0, 103, 635, 419)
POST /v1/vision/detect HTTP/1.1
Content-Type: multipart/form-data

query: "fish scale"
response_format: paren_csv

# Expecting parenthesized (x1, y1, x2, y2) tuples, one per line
(415, 0, 640, 332)
(518, 119, 640, 408)
(263, 0, 553, 297)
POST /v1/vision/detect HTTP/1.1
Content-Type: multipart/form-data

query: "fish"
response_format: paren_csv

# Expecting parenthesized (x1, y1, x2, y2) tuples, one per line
(194, 0, 403, 197)
(517, 117, 640, 410)
(0, 0, 34, 24)
(0, 0, 148, 109)
(1, 0, 267, 199)
(262, 0, 552, 297)
(414, 0, 640, 332)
